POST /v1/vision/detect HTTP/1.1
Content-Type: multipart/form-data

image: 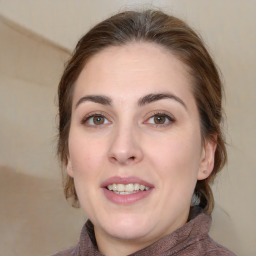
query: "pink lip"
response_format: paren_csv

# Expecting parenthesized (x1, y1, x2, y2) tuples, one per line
(101, 176, 154, 205)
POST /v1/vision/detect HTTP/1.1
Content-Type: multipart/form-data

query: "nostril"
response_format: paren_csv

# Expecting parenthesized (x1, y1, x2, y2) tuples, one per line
(126, 156, 137, 164)
(109, 155, 136, 165)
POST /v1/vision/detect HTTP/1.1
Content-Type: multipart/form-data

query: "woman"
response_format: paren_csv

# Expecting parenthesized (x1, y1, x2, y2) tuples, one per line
(54, 10, 235, 256)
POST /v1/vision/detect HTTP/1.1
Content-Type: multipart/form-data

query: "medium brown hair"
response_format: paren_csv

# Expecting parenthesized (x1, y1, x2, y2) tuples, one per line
(57, 10, 227, 214)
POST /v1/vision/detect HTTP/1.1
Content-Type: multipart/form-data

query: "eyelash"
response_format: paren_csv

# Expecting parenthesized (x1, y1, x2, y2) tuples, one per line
(81, 111, 175, 127)
(81, 112, 111, 127)
(144, 111, 175, 127)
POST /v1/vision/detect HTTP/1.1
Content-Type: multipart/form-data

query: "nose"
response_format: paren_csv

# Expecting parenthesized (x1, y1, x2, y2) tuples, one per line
(108, 126, 143, 165)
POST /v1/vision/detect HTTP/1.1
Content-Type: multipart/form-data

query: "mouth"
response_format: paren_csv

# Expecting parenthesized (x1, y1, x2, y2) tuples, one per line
(101, 176, 154, 204)
(107, 183, 150, 195)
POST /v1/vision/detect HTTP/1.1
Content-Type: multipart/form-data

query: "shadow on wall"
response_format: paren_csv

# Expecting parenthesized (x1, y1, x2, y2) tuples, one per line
(0, 166, 85, 256)
(210, 204, 241, 253)
(0, 14, 70, 180)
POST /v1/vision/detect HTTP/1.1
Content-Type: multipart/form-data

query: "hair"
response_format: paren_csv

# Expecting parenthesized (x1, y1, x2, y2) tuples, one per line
(57, 9, 227, 214)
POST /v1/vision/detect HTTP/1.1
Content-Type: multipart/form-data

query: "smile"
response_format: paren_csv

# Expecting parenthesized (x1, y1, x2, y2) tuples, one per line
(102, 177, 154, 204)
(107, 183, 150, 194)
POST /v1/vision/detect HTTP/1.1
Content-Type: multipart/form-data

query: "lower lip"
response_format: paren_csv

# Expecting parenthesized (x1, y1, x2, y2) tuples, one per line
(102, 188, 153, 204)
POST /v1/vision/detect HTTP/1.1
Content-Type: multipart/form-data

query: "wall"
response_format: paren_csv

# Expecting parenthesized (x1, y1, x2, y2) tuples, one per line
(0, 14, 70, 180)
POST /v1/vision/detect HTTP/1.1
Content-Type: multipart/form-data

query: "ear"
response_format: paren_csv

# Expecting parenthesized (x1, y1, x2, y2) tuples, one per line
(197, 136, 217, 180)
(67, 157, 74, 177)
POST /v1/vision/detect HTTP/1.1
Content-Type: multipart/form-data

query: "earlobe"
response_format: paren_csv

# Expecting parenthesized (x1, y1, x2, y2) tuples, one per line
(67, 158, 74, 177)
(197, 138, 217, 180)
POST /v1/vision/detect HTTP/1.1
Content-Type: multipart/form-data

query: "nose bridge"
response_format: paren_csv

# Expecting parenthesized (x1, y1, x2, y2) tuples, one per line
(108, 117, 143, 165)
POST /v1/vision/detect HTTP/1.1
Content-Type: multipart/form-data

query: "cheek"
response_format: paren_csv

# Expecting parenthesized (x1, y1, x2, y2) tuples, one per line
(68, 129, 107, 177)
(145, 130, 202, 184)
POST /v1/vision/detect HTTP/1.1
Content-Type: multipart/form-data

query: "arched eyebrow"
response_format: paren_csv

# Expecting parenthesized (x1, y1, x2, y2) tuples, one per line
(138, 93, 187, 110)
(75, 95, 112, 109)
(75, 93, 187, 110)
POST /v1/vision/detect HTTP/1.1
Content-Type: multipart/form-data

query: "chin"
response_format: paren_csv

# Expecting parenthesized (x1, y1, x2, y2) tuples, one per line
(100, 213, 153, 240)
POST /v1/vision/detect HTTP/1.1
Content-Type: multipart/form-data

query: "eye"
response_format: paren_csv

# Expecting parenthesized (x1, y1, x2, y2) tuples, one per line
(82, 114, 111, 126)
(146, 113, 175, 126)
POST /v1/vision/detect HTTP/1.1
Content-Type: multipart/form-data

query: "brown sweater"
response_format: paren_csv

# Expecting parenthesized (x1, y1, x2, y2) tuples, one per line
(52, 211, 236, 256)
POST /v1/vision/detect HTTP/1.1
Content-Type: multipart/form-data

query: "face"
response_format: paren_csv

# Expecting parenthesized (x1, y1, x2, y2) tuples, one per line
(67, 42, 215, 250)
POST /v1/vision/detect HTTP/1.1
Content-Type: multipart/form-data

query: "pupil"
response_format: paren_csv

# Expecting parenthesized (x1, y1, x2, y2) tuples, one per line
(93, 116, 104, 124)
(154, 115, 165, 124)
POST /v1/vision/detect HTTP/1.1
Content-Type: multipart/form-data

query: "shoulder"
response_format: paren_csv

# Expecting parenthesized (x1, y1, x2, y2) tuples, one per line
(175, 235, 237, 256)
(50, 246, 77, 256)
(186, 211, 236, 256)
(199, 236, 237, 256)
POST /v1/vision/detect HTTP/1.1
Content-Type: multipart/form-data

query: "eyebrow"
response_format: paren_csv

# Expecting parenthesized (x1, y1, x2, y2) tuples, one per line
(138, 93, 187, 110)
(75, 95, 112, 108)
(75, 92, 187, 110)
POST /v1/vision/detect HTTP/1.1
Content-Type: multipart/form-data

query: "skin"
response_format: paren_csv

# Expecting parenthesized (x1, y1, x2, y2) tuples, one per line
(67, 42, 216, 256)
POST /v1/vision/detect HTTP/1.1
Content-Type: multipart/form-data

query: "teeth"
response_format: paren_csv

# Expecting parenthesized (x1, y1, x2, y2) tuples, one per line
(125, 184, 134, 192)
(139, 185, 145, 191)
(118, 191, 137, 195)
(134, 183, 140, 191)
(108, 184, 113, 191)
(107, 183, 150, 193)
(117, 184, 125, 192)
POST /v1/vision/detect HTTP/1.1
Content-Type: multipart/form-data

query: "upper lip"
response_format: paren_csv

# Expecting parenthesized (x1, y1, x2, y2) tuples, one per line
(101, 176, 154, 188)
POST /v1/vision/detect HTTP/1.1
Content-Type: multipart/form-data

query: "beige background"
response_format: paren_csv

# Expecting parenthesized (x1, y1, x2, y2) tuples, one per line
(0, 1, 255, 255)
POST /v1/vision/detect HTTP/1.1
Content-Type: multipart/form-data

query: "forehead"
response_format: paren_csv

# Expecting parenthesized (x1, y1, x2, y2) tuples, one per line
(74, 42, 193, 104)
